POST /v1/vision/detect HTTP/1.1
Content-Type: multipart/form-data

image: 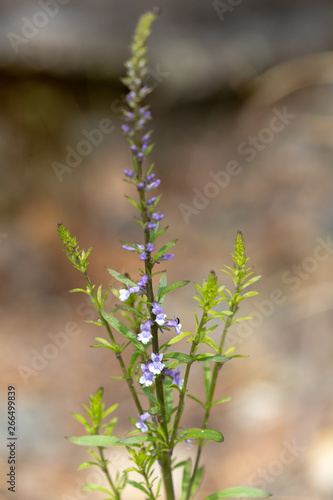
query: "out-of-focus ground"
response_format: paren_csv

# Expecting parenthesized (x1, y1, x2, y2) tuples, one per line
(1, 1, 333, 499)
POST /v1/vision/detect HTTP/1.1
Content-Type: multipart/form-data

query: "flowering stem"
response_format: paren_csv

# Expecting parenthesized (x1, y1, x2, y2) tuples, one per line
(82, 270, 143, 415)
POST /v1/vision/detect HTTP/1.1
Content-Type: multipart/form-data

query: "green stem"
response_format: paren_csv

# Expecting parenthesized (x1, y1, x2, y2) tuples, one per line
(186, 291, 240, 500)
(98, 446, 122, 500)
(134, 146, 175, 500)
(170, 311, 207, 448)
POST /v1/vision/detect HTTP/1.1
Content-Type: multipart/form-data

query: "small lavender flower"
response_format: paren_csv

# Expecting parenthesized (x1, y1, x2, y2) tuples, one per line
(139, 361, 155, 387)
(146, 222, 157, 230)
(152, 213, 164, 221)
(139, 251, 147, 261)
(119, 283, 140, 302)
(124, 169, 135, 178)
(135, 411, 151, 432)
(147, 197, 156, 205)
(149, 352, 165, 375)
(146, 242, 154, 252)
(159, 253, 174, 261)
(165, 316, 182, 335)
(152, 301, 167, 326)
(146, 179, 161, 191)
(164, 368, 184, 389)
(137, 273, 149, 287)
(138, 319, 153, 344)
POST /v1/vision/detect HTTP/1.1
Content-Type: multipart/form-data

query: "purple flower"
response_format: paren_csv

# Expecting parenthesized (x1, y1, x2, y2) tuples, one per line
(130, 145, 139, 153)
(121, 125, 131, 133)
(119, 283, 140, 302)
(165, 368, 184, 389)
(139, 362, 155, 387)
(124, 111, 135, 120)
(147, 197, 156, 205)
(146, 173, 155, 182)
(135, 412, 151, 432)
(139, 251, 147, 261)
(146, 242, 154, 252)
(160, 254, 174, 261)
(149, 353, 165, 375)
(138, 329, 152, 344)
(137, 182, 145, 191)
(152, 302, 167, 326)
(138, 319, 153, 344)
(165, 316, 182, 335)
(152, 213, 164, 221)
(122, 244, 135, 251)
(146, 179, 161, 191)
(124, 169, 135, 178)
(137, 274, 149, 287)
(146, 222, 157, 230)
(126, 91, 136, 105)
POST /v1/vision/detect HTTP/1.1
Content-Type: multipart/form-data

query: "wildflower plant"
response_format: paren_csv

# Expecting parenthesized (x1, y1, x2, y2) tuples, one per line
(58, 10, 272, 500)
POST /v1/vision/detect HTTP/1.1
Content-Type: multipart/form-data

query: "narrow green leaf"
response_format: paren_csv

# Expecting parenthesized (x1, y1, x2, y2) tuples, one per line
(109, 376, 126, 380)
(118, 435, 147, 445)
(203, 362, 211, 401)
(101, 309, 146, 353)
(180, 459, 192, 500)
(212, 397, 232, 407)
(202, 335, 219, 354)
(72, 414, 91, 430)
(203, 486, 271, 499)
(157, 280, 190, 301)
(102, 403, 118, 419)
(153, 240, 177, 263)
(242, 275, 261, 289)
(105, 268, 136, 287)
(142, 386, 158, 405)
(151, 224, 168, 242)
(124, 194, 141, 211)
(187, 394, 205, 408)
(116, 304, 146, 318)
(94, 337, 114, 348)
(82, 484, 112, 494)
(77, 461, 99, 470)
(194, 354, 230, 363)
(167, 352, 192, 364)
(164, 331, 192, 346)
(126, 480, 149, 495)
(69, 288, 89, 294)
(67, 435, 120, 447)
(177, 428, 223, 443)
(240, 291, 259, 299)
(128, 350, 141, 377)
(157, 271, 167, 302)
(190, 465, 204, 499)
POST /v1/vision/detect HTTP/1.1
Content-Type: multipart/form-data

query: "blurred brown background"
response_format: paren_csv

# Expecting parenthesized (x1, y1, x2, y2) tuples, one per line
(1, 0, 333, 499)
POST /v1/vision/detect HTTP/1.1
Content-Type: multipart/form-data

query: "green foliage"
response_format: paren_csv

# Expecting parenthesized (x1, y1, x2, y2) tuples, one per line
(57, 222, 91, 273)
(58, 9, 268, 500)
